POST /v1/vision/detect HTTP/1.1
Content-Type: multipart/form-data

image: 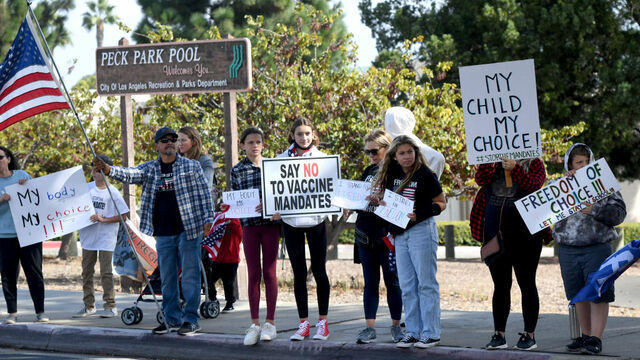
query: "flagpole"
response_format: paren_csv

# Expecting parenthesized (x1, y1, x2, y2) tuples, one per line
(24, 0, 169, 327)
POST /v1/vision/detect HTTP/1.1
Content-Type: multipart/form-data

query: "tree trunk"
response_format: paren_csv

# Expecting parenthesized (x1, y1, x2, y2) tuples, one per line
(57, 232, 78, 259)
(326, 214, 348, 260)
(97, 21, 104, 47)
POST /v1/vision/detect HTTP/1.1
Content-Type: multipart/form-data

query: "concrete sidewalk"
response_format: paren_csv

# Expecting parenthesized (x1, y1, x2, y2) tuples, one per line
(1, 288, 639, 359)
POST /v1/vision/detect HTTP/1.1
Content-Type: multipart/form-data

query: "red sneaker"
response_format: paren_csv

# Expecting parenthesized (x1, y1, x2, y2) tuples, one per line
(290, 320, 310, 341)
(313, 319, 329, 340)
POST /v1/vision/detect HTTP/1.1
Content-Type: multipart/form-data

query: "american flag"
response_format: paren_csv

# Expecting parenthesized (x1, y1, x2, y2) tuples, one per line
(202, 211, 230, 261)
(0, 16, 69, 131)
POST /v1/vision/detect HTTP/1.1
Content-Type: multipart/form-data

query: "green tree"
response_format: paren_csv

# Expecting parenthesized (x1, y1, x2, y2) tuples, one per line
(82, 0, 120, 47)
(360, 0, 640, 179)
(0, 0, 74, 55)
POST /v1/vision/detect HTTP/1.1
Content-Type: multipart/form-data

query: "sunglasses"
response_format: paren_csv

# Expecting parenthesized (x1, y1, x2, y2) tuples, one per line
(364, 148, 379, 156)
(158, 137, 178, 143)
(0, 155, 5, 160)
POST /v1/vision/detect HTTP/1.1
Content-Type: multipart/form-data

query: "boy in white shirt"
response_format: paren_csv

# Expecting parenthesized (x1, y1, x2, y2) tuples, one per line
(73, 155, 129, 318)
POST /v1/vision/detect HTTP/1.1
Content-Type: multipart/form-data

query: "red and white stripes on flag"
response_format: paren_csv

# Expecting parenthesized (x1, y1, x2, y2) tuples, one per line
(0, 15, 69, 131)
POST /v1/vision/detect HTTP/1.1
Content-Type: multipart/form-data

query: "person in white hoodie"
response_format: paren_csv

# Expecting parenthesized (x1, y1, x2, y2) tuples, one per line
(384, 107, 445, 179)
(278, 119, 331, 341)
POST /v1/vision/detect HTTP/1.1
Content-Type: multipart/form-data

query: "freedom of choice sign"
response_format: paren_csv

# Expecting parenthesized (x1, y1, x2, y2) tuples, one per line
(5, 166, 94, 247)
(515, 158, 621, 234)
(261, 156, 340, 218)
(460, 59, 542, 165)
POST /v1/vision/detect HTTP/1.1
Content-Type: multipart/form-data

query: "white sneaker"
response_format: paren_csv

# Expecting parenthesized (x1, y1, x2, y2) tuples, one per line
(97, 308, 118, 318)
(312, 319, 329, 340)
(289, 320, 310, 341)
(260, 322, 277, 341)
(244, 324, 261, 346)
(72, 307, 96, 318)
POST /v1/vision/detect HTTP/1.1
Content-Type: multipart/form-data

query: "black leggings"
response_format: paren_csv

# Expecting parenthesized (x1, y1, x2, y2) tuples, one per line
(283, 223, 330, 318)
(486, 201, 542, 333)
(0, 238, 45, 314)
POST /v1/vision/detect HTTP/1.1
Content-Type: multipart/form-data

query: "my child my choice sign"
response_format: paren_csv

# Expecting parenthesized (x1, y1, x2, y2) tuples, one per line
(5, 166, 95, 247)
(460, 59, 542, 165)
(515, 158, 622, 234)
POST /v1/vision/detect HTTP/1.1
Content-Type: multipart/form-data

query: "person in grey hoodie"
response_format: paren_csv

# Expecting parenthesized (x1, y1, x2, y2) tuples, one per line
(553, 143, 626, 355)
(384, 107, 445, 179)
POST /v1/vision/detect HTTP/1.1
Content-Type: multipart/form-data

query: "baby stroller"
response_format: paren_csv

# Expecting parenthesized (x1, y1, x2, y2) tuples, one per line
(118, 220, 220, 326)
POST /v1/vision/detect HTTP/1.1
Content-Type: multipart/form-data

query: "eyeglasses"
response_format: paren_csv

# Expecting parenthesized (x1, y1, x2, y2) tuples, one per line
(158, 137, 178, 143)
(364, 149, 379, 156)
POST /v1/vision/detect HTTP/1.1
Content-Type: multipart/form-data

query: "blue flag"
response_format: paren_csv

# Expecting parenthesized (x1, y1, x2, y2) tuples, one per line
(570, 239, 640, 304)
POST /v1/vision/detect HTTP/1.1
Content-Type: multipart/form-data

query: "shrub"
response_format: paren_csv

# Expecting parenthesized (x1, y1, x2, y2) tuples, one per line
(618, 223, 640, 245)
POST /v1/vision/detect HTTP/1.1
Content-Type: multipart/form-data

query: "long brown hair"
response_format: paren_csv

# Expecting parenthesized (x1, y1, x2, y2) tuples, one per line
(287, 119, 320, 146)
(372, 135, 428, 197)
(178, 126, 204, 160)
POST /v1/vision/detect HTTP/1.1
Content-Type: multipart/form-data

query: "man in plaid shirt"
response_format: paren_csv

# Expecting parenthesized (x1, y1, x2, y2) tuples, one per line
(93, 127, 213, 336)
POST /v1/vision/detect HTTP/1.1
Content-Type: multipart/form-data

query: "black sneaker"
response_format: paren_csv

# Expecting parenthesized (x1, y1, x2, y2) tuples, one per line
(152, 323, 180, 334)
(566, 334, 586, 352)
(583, 336, 602, 354)
(396, 335, 419, 348)
(222, 303, 235, 313)
(515, 332, 537, 351)
(177, 322, 201, 336)
(486, 332, 507, 350)
(414, 337, 440, 349)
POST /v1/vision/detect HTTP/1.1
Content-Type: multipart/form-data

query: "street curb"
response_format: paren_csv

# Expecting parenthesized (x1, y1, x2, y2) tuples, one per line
(0, 323, 552, 360)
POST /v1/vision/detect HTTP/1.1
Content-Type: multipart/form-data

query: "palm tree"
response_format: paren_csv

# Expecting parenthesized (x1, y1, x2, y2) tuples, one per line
(81, 0, 119, 47)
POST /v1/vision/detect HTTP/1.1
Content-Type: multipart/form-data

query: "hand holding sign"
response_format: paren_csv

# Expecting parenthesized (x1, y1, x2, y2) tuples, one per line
(374, 190, 414, 229)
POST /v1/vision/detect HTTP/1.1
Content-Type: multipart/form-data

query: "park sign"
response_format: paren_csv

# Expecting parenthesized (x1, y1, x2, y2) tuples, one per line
(5, 166, 94, 247)
(460, 59, 542, 165)
(96, 38, 251, 95)
(261, 156, 341, 218)
(515, 158, 622, 234)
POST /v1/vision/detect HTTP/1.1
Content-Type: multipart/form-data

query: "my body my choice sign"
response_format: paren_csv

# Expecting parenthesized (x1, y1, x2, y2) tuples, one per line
(515, 158, 622, 234)
(261, 156, 341, 218)
(460, 59, 542, 165)
(5, 166, 94, 247)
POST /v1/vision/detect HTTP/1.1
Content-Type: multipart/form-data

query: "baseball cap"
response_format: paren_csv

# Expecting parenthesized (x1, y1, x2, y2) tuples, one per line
(154, 127, 178, 143)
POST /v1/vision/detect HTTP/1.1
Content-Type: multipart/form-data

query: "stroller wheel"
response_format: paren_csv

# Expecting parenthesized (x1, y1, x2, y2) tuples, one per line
(121, 308, 137, 326)
(206, 300, 220, 319)
(199, 302, 211, 319)
(133, 307, 143, 324)
(156, 310, 165, 325)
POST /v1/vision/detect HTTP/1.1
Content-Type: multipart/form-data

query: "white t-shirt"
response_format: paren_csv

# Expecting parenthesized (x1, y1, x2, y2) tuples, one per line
(79, 182, 129, 251)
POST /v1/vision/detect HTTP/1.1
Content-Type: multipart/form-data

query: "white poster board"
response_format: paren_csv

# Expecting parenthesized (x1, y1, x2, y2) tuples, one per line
(331, 179, 371, 210)
(222, 189, 261, 218)
(515, 158, 621, 234)
(460, 59, 542, 165)
(6, 166, 94, 247)
(374, 190, 414, 229)
(261, 156, 341, 218)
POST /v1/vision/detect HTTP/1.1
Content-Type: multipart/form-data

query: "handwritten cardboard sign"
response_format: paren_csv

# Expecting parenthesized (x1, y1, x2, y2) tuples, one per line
(460, 59, 542, 165)
(6, 166, 94, 247)
(125, 219, 157, 275)
(96, 38, 252, 95)
(374, 190, 414, 229)
(261, 156, 341, 218)
(515, 158, 622, 234)
(331, 179, 371, 210)
(222, 189, 261, 218)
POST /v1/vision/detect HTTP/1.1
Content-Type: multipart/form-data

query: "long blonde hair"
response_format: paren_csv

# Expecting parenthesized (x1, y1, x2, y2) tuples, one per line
(372, 135, 428, 196)
(178, 126, 204, 160)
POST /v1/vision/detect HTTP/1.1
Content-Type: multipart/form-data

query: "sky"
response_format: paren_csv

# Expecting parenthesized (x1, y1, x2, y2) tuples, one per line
(36, 0, 380, 87)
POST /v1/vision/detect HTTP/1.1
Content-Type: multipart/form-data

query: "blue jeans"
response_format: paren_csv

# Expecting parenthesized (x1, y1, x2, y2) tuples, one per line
(156, 232, 201, 326)
(395, 217, 441, 339)
(358, 244, 402, 320)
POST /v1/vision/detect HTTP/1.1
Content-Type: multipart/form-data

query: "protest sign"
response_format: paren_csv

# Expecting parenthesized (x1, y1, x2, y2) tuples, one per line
(222, 189, 261, 218)
(125, 219, 157, 275)
(331, 179, 371, 210)
(5, 166, 94, 247)
(261, 156, 341, 218)
(374, 190, 414, 229)
(460, 59, 542, 165)
(515, 158, 622, 234)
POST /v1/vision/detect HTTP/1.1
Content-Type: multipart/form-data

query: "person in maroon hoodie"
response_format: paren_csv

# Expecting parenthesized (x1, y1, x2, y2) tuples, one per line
(204, 213, 242, 313)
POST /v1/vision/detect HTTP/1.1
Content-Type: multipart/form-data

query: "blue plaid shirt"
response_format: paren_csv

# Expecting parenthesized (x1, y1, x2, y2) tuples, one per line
(109, 155, 214, 241)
